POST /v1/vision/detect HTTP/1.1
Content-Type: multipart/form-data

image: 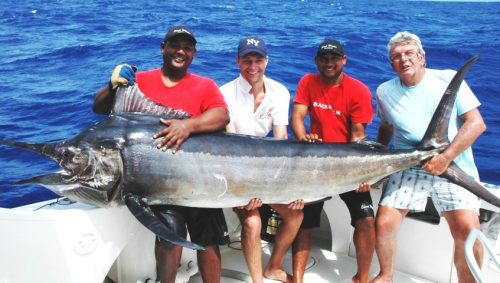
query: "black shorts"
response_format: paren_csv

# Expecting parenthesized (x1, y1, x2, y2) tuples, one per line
(301, 191, 374, 229)
(301, 201, 325, 229)
(339, 190, 374, 227)
(152, 205, 229, 246)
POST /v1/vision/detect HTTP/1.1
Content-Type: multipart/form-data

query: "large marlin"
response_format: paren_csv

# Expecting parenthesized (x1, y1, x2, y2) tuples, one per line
(1, 55, 498, 249)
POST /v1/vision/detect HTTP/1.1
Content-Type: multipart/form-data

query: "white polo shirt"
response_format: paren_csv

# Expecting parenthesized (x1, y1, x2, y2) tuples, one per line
(220, 75, 290, 137)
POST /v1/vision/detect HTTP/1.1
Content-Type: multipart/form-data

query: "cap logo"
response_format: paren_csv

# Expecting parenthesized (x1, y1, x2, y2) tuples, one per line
(321, 44, 338, 51)
(246, 38, 260, 47)
(173, 28, 192, 35)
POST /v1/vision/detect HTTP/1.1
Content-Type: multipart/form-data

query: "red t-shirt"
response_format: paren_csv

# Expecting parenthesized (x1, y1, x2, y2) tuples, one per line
(136, 69, 227, 117)
(294, 73, 373, 142)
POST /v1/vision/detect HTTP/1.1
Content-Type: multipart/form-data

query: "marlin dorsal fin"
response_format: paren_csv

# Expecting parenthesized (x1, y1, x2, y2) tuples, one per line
(112, 85, 192, 120)
(417, 55, 479, 150)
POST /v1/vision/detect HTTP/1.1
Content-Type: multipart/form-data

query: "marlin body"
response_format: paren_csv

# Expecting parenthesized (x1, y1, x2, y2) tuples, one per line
(8, 113, 435, 207)
(1, 55, 499, 249)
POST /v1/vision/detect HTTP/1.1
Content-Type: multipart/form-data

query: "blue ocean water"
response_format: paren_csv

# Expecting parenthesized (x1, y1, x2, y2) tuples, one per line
(0, 0, 499, 208)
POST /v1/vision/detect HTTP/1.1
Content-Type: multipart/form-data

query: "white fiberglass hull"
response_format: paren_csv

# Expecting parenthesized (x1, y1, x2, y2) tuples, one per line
(0, 186, 499, 283)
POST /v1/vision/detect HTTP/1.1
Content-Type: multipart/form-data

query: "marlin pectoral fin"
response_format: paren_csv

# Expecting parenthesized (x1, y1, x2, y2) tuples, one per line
(441, 162, 500, 208)
(123, 193, 205, 250)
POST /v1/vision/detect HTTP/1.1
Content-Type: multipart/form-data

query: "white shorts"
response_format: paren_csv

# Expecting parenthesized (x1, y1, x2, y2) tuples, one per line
(380, 166, 480, 215)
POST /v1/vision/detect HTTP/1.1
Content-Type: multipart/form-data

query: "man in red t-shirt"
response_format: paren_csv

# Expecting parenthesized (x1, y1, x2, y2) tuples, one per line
(93, 26, 229, 283)
(290, 39, 375, 283)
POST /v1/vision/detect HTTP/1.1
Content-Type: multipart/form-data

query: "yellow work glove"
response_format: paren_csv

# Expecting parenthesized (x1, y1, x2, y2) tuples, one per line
(110, 64, 138, 90)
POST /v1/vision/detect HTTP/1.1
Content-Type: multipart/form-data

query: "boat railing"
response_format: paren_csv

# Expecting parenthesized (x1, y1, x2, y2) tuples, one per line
(464, 228, 500, 283)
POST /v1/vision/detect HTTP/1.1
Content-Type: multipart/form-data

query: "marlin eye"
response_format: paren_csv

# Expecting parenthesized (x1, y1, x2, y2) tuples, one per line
(63, 151, 71, 159)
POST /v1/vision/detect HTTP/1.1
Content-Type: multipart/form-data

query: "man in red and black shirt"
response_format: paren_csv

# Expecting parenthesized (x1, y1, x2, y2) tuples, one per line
(291, 39, 375, 283)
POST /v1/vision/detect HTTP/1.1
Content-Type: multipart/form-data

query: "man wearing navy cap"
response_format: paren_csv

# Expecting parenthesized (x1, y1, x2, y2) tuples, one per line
(291, 39, 376, 283)
(220, 36, 304, 283)
(94, 25, 230, 283)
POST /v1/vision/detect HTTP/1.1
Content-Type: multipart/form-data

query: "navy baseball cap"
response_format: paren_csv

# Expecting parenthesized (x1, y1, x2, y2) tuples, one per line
(164, 25, 197, 44)
(238, 36, 267, 57)
(316, 39, 344, 56)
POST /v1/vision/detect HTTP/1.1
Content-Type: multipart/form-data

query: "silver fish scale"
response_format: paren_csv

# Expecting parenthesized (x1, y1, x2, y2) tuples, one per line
(117, 144, 432, 207)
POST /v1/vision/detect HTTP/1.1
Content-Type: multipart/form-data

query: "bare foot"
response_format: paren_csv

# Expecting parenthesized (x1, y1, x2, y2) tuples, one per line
(263, 267, 292, 283)
(352, 273, 372, 283)
(368, 274, 392, 283)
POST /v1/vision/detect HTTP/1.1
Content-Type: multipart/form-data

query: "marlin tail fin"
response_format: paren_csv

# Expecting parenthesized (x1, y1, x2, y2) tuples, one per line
(415, 55, 500, 208)
(442, 163, 500, 207)
(417, 55, 480, 151)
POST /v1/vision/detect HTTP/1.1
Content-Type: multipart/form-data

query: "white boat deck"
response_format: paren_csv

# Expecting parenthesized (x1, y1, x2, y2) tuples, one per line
(0, 186, 499, 283)
(187, 241, 435, 283)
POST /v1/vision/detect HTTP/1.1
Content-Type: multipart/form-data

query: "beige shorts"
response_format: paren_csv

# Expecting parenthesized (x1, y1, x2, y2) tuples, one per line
(380, 166, 480, 215)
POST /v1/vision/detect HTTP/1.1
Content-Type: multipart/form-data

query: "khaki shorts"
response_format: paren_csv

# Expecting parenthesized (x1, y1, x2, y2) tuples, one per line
(380, 166, 480, 215)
